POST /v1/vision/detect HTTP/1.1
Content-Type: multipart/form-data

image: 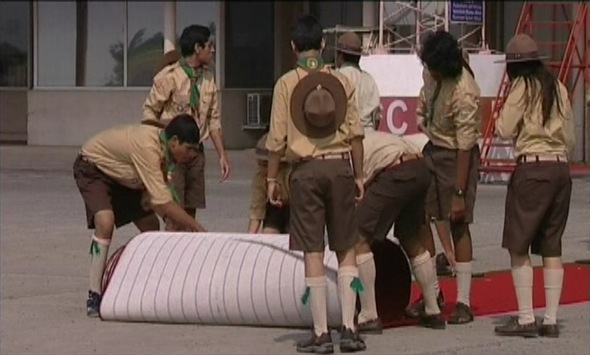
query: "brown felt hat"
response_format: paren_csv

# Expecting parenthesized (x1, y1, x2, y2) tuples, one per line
(155, 49, 181, 74)
(290, 72, 347, 139)
(336, 32, 367, 56)
(495, 34, 548, 63)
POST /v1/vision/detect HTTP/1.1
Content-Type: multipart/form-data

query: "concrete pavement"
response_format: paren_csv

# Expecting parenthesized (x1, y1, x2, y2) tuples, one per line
(1, 145, 589, 355)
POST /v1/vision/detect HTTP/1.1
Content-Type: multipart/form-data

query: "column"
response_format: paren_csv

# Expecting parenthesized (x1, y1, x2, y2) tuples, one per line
(164, 1, 176, 53)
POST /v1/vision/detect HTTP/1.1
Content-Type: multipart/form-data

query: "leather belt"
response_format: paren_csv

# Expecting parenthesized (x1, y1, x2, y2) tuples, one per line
(384, 153, 422, 170)
(517, 154, 567, 164)
(296, 152, 350, 163)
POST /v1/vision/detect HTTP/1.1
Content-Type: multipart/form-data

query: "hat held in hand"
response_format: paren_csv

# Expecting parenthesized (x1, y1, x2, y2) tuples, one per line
(495, 34, 548, 63)
(290, 72, 347, 139)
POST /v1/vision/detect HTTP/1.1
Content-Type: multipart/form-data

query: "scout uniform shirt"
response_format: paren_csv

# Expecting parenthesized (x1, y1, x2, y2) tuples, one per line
(496, 77, 575, 159)
(143, 62, 221, 144)
(362, 130, 422, 185)
(338, 63, 381, 130)
(266, 65, 365, 161)
(416, 67, 481, 151)
(81, 124, 173, 207)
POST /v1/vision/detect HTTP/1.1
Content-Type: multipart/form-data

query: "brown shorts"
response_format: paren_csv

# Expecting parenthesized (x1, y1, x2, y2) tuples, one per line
(357, 159, 431, 243)
(263, 202, 290, 234)
(173, 149, 206, 209)
(289, 158, 357, 253)
(72, 155, 153, 229)
(502, 161, 572, 257)
(423, 142, 480, 223)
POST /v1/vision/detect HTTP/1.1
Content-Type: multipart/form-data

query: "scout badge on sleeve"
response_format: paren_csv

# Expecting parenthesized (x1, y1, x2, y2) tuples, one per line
(290, 69, 348, 139)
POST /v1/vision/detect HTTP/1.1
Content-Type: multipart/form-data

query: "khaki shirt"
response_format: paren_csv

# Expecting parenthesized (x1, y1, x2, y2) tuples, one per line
(338, 64, 381, 130)
(362, 130, 421, 185)
(143, 62, 221, 143)
(81, 124, 172, 206)
(265, 66, 365, 161)
(496, 77, 575, 158)
(249, 163, 291, 220)
(416, 68, 481, 150)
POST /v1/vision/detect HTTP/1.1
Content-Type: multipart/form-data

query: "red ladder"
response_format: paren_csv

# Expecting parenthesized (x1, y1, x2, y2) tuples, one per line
(479, 1, 589, 176)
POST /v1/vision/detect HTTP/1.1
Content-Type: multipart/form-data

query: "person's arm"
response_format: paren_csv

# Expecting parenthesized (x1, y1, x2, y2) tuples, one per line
(453, 91, 480, 192)
(343, 80, 365, 200)
(247, 219, 262, 234)
(207, 80, 230, 181)
(266, 79, 289, 205)
(495, 79, 525, 140)
(152, 202, 206, 232)
(143, 74, 174, 120)
(248, 169, 267, 233)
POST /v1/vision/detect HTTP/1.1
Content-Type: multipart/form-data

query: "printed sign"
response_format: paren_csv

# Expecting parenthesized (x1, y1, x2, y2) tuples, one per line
(450, 0, 484, 24)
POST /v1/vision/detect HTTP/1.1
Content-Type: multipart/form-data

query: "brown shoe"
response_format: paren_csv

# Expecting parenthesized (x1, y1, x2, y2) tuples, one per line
(357, 318, 383, 334)
(448, 302, 474, 324)
(495, 318, 538, 338)
(296, 331, 334, 354)
(418, 313, 446, 329)
(405, 291, 445, 318)
(339, 328, 366, 353)
(539, 324, 559, 338)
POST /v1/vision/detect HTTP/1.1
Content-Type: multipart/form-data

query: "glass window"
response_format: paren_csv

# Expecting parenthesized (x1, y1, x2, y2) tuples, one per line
(37, 1, 125, 87)
(0, 1, 30, 87)
(225, 2, 274, 89)
(126, 1, 164, 87)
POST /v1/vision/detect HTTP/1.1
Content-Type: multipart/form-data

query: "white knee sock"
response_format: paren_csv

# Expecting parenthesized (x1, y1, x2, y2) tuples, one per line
(356, 253, 378, 323)
(455, 262, 472, 307)
(412, 251, 440, 315)
(305, 276, 328, 336)
(512, 265, 535, 325)
(89, 235, 111, 294)
(543, 268, 564, 325)
(338, 266, 360, 331)
(431, 256, 440, 296)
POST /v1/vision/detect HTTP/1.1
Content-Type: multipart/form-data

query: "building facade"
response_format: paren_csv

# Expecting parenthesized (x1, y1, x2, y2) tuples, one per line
(0, 1, 587, 158)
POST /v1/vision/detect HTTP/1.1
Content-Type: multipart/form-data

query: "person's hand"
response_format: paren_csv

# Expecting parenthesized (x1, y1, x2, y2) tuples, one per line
(450, 195, 465, 222)
(443, 248, 457, 270)
(219, 155, 230, 182)
(354, 178, 365, 202)
(267, 180, 282, 207)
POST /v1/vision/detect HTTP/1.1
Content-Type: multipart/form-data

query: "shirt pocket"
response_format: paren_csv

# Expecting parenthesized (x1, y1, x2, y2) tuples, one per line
(171, 93, 191, 115)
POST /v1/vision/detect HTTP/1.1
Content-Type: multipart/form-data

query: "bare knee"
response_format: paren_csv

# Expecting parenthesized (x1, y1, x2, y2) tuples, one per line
(94, 210, 115, 239)
(354, 235, 372, 256)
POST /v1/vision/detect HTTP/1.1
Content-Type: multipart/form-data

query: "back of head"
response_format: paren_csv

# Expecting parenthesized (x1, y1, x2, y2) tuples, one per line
(179, 25, 211, 57)
(165, 114, 200, 145)
(291, 15, 324, 52)
(419, 30, 463, 79)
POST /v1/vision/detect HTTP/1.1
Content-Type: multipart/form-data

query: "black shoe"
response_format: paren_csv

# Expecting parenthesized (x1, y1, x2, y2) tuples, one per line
(86, 290, 101, 318)
(405, 291, 445, 318)
(539, 324, 559, 338)
(339, 328, 366, 353)
(448, 302, 474, 324)
(296, 331, 334, 354)
(494, 318, 538, 338)
(356, 318, 383, 334)
(436, 253, 454, 277)
(419, 313, 446, 329)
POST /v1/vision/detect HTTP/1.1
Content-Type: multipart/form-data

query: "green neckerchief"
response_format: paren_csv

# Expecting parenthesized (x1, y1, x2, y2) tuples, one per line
(179, 58, 201, 112)
(159, 131, 181, 203)
(297, 56, 325, 71)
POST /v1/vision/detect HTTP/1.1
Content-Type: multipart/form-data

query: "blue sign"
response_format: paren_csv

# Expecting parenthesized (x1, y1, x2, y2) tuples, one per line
(450, 0, 484, 24)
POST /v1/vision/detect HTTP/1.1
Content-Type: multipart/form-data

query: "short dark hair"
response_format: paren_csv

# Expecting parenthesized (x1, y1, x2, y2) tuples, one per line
(179, 25, 211, 57)
(291, 15, 324, 52)
(419, 30, 463, 79)
(165, 114, 200, 145)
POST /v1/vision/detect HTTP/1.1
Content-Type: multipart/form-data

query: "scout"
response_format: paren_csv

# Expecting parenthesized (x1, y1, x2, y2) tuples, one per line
(493, 34, 575, 338)
(143, 24, 230, 230)
(73, 114, 207, 317)
(266, 15, 367, 354)
(334, 32, 381, 131)
(247, 130, 291, 234)
(407, 49, 474, 317)
(354, 127, 446, 333)
(415, 30, 481, 324)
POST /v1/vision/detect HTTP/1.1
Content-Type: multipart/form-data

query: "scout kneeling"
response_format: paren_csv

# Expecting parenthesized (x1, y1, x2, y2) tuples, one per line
(73, 114, 207, 317)
(494, 34, 575, 339)
(247, 131, 291, 234)
(266, 15, 367, 354)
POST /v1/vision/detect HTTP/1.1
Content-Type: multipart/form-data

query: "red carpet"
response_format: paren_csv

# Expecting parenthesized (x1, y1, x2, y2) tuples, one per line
(384, 263, 590, 328)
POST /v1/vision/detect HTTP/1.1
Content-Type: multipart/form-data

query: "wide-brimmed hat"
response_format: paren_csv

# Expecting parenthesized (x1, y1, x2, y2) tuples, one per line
(155, 49, 181, 74)
(290, 72, 347, 139)
(495, 34, 548, 63)
(336, 32, 367, 56)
